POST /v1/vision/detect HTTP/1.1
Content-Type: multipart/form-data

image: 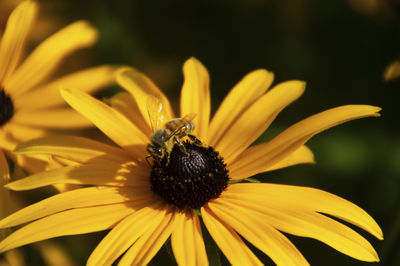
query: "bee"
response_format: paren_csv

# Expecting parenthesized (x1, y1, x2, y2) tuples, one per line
(146, 95, 200, 164)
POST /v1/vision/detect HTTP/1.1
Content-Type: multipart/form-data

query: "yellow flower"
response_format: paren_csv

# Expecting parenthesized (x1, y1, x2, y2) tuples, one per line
(0, 58, 382, 265)
(1, 149, 77, 266)
(0, 1, 118, 172)
(0, 150, 11, 241)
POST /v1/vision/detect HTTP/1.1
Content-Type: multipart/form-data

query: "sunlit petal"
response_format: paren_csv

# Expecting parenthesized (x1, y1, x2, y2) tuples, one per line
(229, 105, 381, 180)
(14, 65, 118, 110)
(87, 202, 165, 266)
(201, 206, 263, 265)
(107, 91, 152, 137)
(0, 186, 153, 228)
(12, 108, 93, 128)
(61, 88, 149, 159)
(171, 209, 208, 266)
(180, 57, 210, 140)
(14, 135, 132, 164)
(6, 21, 98, 96)
(0, 203, 137, 253)
(0, 1, 37, 86)
(118, 207, 175, 266)
(223, 183, 383, 240)
(209, 200, 309, 265)
(207, 69, 274, 145)
(219, 197, 379, 262)
(263, 145, 315, 172)
(117, 68, 174, 126)
(217, 80, 305, 164)
(5, 162, 149, 191)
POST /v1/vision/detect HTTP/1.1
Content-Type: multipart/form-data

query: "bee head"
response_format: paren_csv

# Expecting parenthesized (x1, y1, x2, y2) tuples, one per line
(147, 144, 164, 159)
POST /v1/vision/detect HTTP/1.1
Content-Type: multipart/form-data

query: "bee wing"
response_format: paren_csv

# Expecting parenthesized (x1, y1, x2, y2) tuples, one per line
(146, 95, 166, 132)
(165, 113, 197, 141)
(182, 113, 197, 122)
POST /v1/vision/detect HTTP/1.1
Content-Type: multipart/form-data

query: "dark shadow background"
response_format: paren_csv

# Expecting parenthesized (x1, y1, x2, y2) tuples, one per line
(12, 0, 400, 265)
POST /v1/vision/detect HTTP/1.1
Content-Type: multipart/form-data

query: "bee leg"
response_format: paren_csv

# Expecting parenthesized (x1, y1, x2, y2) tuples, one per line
(174, 136, 190, 156)
(145, 155, 153, 167)
(188, 134, 203, 146)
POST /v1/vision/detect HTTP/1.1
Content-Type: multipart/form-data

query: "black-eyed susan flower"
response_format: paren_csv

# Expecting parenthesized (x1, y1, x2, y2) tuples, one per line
(0, 1, 118, 172)
(0, 58, 382, 265)
(0, 149, 77, 266)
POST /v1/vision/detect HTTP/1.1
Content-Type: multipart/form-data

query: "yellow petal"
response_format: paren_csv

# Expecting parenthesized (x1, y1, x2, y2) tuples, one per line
(209, 200, 309, 265)
(0, 186, 153, 228)
(207, 69, 274, 145)
(12, 108, 93, 128)
(6, 21, 98, 96)
(220, 197, 379, 262)
(14, 65, 118, 110)
(0, 1, 37, 85)
(0, 150, 10, 187)
(180, 57, 210, 140)
(118, 207, 175, 266)
(2, 249, 25, 266)
(35, 241, 77, 266)
(2, 122, 45, 144)
(107, 91, 152, 137)
(116, 68, 174, 127)
(201, 206, 263, 265)
(0, 150, 11, 239)
(229, 105, 381, 180)
(224, 183, 383, 240)
(171, 209, 208, 266)
(88, 202, 167, 266)
(383, 60, 400, 81)
(7, 151, 47, 174)
(0, 131, 15, 151)
(226, 145, 315, 176)
(0, 203, 137, 253)
(60, 88, 149, 159)
(263, 145, 315, 172)
(217, 80, 305, 164)
(14, 135, 132, 164)
(5, 162, 149, 191)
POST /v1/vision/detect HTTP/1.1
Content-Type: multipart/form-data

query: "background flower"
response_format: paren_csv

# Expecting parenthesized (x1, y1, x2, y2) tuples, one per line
(0, 1, 118, 173)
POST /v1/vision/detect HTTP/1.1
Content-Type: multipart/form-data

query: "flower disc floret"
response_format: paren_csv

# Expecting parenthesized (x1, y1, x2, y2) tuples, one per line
(150, 141, 229, 209)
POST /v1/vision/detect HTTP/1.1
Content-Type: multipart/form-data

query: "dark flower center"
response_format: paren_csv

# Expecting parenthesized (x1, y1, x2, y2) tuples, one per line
(0, 90, 14, 127)
(150, 141, 229, 210)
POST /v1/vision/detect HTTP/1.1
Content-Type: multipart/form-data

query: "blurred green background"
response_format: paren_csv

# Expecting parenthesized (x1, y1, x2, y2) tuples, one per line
(6, 0, 400, 265)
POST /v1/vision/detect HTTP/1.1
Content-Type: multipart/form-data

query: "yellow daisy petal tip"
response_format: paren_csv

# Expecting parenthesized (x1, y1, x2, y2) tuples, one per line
(72, 20, 99, 45)
(376, 228, 384, 240)
(115, 67, 139, 85)
(282, 80, 307, 95)
(3, 183, 13, 190)
(116, 66, 137, 76)
(297, 80, 307, 89)
(371, 250, 380, 262)
(368, 106, 382, 116)
(350, 105, 382, 117)
(184, 56, 202, 65)
(255, 68, 275, 78)
(20, 0, 39, 12)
